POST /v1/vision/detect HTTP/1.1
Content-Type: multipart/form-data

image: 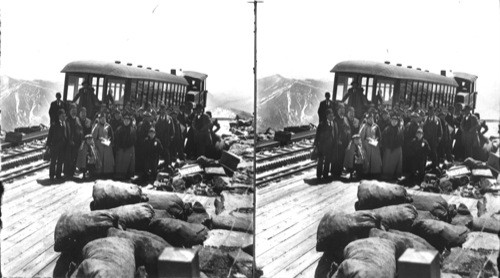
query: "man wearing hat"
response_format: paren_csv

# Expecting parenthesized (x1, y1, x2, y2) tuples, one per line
(408, 128, 431, 183)
(460, 105, 480, 159)
(73, 79, 99, 119)
(49, 92, 66, 125)
(47, 109, 67, 180)
(155, 104, 175, 166)
(342, 80, 368, 119)
(423, 105, 442, 167)
(135, 111, 154, 174)
(191, 103, 212, 158)
(314, 108, 337, 180)
(169, 108, 186, 161)
(403, 112, 421, 174)
(143, 127, 164, 180)
(318, 92, 334, 124)
(64, 103, 83, 179)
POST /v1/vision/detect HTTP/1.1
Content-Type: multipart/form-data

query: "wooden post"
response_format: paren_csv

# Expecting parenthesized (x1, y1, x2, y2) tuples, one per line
(398, 248, 440, 278)
(157, 247, 200, 278)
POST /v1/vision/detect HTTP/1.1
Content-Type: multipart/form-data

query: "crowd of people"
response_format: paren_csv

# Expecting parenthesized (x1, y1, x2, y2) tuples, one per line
(46, 86, 221, 182)
(314, 83, 496, 184)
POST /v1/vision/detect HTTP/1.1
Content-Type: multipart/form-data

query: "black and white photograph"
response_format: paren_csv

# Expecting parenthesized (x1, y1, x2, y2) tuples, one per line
(0, 1, 255, 277)
(255, 0, 500, 277)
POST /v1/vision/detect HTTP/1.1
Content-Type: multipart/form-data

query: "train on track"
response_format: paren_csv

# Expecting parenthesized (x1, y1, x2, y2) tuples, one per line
(62, 60, 208, 109)
(331, 60, 478, 111)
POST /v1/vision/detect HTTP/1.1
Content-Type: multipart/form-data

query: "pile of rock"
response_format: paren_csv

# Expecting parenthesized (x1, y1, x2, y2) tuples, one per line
(315, 180, 499, 278)
(53, 180, 256, 278)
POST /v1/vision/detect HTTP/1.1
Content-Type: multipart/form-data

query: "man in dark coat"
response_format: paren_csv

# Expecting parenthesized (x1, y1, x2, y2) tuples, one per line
(192, 104, 212, 158)
(314, 108, 337, 180)
(342, 81, 368, 119)
(155, 104, 175, 166)
(49, 92, 65, 125)
(408, 128, 431, 183)
(143, 127, 164, 180)
(317, 92, 334, 124)
(460, 105, 480, 160)
(64, 103, 83, 179)
(377, 109, 391, 133)
(47, 109, 67, 180)
(403, 112, 421, 174)
(423, 105, 442, 168)
(135, 111, 154, 175)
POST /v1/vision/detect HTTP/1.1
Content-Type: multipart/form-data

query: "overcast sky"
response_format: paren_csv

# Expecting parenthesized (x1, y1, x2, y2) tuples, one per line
(1, 0, 254, 98)
(1, 0, 499, 117)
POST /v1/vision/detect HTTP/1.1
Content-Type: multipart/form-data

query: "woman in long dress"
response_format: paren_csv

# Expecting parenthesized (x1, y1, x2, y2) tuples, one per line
(381, 113, 405, 181)
(92, 113, 115, 176)
(358, 113, 382, 179)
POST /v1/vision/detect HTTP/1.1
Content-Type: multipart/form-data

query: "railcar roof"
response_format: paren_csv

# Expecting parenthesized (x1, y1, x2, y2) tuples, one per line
(331, 60, 458, 87)
(183, 71, 208, 80)
(61, 60, 189, 85)
(453, 72, 478, 82)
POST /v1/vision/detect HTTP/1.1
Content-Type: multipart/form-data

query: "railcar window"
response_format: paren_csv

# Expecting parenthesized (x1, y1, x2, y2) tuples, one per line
(333, 75, 353, 101)
(130, 80, 137, 103)
(65, 75, 87, 101)
(137, 81, 144, 105)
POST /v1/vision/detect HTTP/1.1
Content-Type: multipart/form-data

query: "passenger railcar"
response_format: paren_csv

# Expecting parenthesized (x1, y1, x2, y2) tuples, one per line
(331, 60, 478, 111)
(61, 60, 208, 109)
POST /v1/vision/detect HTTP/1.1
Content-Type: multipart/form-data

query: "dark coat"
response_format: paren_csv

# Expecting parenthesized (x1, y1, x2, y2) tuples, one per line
(408, 137, 431, 172)
(49, 100, 66, 124)
(381, 125, 404, 150)
(65, 116, 83, 149)
(314, 120, 338, 156)
(317, 99, 334, 123)
(155, 114, 175, 148)
(115, 124, 137, 150)
(47, 120, 67, 149)
(461, 114, 480, 158)
(423, 116, 443, 146)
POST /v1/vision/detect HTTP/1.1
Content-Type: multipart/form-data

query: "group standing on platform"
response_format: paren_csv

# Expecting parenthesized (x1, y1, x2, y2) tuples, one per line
(314, 83, 497, 184)
(45, 82, 220, 182)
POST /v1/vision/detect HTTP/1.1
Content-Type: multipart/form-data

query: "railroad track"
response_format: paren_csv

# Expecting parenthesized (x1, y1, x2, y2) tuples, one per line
(0, 160, 50, 183)
(255, 131, 317, 187)
(1, 140, 47, 171)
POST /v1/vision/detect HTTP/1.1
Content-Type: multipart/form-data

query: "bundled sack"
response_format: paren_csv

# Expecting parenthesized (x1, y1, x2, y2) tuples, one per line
(91, 180, 145, 210)
(450, 203, 473, 227)
(143, 190, 185, 219)
(331, 238, 397, 278)
(54, 210, 119, 253)
(471, 215, 500, 234)
(70, 237, 135, 278)
(107, 228, 170, 276)
(153, 209, 174, 220)
(416, 210, 439, 221)
(149, 218, 209, 247)
(369, 228, 435, 258)
(316, 210, 382, 252)
(410, 194, 449, 222)
(355, 180, 412, 210)
(210, 213, 254, 233)
(412, 219, 469, 251)
(107, 203, 155, 230)
(370, 204, 418, 231)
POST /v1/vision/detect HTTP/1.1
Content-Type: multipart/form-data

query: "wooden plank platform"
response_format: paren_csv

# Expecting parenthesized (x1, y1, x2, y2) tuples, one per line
(1, 169, 218, 277)
(255, 169, 482, 278)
